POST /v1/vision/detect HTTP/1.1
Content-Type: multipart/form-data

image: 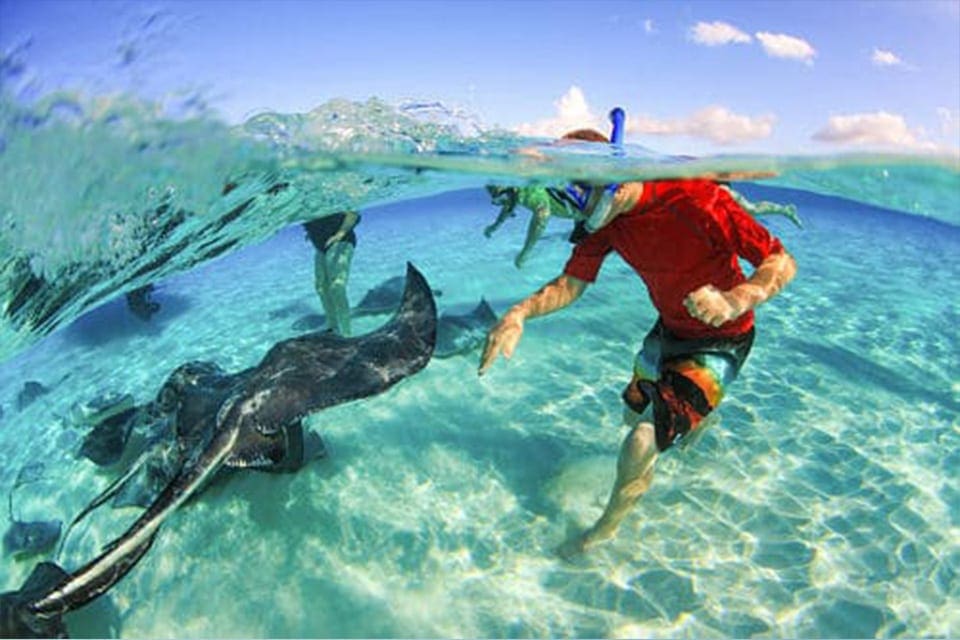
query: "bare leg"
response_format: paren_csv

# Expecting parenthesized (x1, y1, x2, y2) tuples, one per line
(558, 421, 658, 558)
(322, 242, 354, 336)
(314, 251, 334, 324)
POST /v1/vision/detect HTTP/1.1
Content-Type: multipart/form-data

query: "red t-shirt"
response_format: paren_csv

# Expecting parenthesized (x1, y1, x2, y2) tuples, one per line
(563, 180, 784, 340)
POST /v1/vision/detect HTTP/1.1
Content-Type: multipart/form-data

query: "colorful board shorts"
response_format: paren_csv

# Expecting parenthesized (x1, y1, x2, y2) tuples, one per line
(621, 319, 755, 451)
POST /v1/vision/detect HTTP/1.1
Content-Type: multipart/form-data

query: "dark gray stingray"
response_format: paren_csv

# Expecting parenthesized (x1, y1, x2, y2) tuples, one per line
(354, 275, 442, 317)
(291, 312, 327, 332)
(53, 361, 249, 556)
(16, 381, 50, 411)
(64, 360, 258, 525)
(71, 393, 136, 427)
(107, 435, 182, 510)
(1, 263, 436, 638)
(268, 300, 313, 321)
(76, 394, 139, 467)
(4, 464, 62, 561)
(354, 275, 406, 316)
(435, 298, 499, 359)
(3, 521, 62, 562)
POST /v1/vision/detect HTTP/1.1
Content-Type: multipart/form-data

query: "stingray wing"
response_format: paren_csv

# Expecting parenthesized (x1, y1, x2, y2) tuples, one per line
(239, 263, 437, 430)
(434, 297, 498, 359)
(354, 275, 406, 315)
(474, 298, 498, 325)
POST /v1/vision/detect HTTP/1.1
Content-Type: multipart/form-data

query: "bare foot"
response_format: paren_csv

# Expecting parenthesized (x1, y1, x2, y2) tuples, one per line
(555, 526, 616, 561)
(556, 533, 588, 560)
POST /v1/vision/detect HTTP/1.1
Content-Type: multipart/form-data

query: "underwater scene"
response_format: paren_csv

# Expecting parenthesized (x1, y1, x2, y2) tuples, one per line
(0, 92, 957, 638)
(1, 3, 959, 635)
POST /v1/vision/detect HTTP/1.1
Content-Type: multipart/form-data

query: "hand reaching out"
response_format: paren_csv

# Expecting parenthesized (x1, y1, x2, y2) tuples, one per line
(478, 313, 524, 376)
(323, 231, 345, 250)
(683, 284, 745, 328)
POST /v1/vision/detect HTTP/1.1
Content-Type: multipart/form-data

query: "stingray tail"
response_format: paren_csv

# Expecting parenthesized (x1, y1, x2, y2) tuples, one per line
(0, 533, 155, 638)
(56, 448, 181, 560)
(26, 424, 238, 621)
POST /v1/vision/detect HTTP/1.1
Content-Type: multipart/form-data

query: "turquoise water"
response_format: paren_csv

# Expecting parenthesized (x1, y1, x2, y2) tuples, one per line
(1, 93, 958, 362)
(1, 93, 959, 638)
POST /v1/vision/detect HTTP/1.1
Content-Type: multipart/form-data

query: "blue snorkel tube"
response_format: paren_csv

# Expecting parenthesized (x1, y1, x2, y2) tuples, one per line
(609, 106, 625, 154)
(579, 107, 626, 232)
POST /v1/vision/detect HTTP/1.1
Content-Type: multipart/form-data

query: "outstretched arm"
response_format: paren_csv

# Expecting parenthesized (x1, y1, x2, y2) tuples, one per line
(484, 187, 522, 238)
(683, 250, 797, 328)
(722, 185, 802, 228)
(484, 203, 516, 237)
(478, 274, 588, 375)
(323, 211, 361, 249)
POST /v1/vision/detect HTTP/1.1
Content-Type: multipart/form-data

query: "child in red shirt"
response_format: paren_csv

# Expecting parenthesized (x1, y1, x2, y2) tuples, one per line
(479, 140, 796, 556)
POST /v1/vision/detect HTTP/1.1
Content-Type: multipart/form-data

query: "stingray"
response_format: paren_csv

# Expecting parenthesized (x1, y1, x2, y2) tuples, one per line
(3, 464, 62, 561)
(104, 430, 183, 511)
(291, 312, 327, 332)
(67, 361, 256, 519)
(1, 263, 437, 638)
(293, 271, 445, 329)
(76, 394, 140, 467)
(267, 300, 313, 321)
(353, 275, 406, 316)
(16, 381, 50, 412)
(354, 275, 442, 317)
(434, 298, 499, 359)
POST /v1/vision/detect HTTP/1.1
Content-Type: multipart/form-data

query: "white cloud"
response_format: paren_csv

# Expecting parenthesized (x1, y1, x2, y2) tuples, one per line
(812, 111, 940, 151)
(513, 90, 773, 147)
(755, 31, 816, 64)
(513, 86, 602, 138)
(689, 21, 752, 46)
(628, 105, 776, 145)
(871, 48, 903, 67)
(687, 22, 816, 65)
(643, 19, 656, 34)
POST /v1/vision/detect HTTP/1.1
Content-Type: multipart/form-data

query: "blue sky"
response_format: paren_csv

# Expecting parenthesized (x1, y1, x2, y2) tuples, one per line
(2, 0, 958, 155)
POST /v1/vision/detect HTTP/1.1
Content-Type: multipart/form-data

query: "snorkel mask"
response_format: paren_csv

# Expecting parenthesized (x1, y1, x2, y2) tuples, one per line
(558, 108, 626, 232)
(486, 185, 519, 217)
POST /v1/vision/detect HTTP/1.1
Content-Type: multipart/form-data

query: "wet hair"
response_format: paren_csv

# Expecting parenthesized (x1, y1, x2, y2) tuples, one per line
(561, 129, 610, 143)
(486, 185, 519, 214)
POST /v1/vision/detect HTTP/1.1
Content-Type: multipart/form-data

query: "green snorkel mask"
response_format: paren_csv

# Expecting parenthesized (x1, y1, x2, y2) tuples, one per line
(486, 185, 519, 217)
